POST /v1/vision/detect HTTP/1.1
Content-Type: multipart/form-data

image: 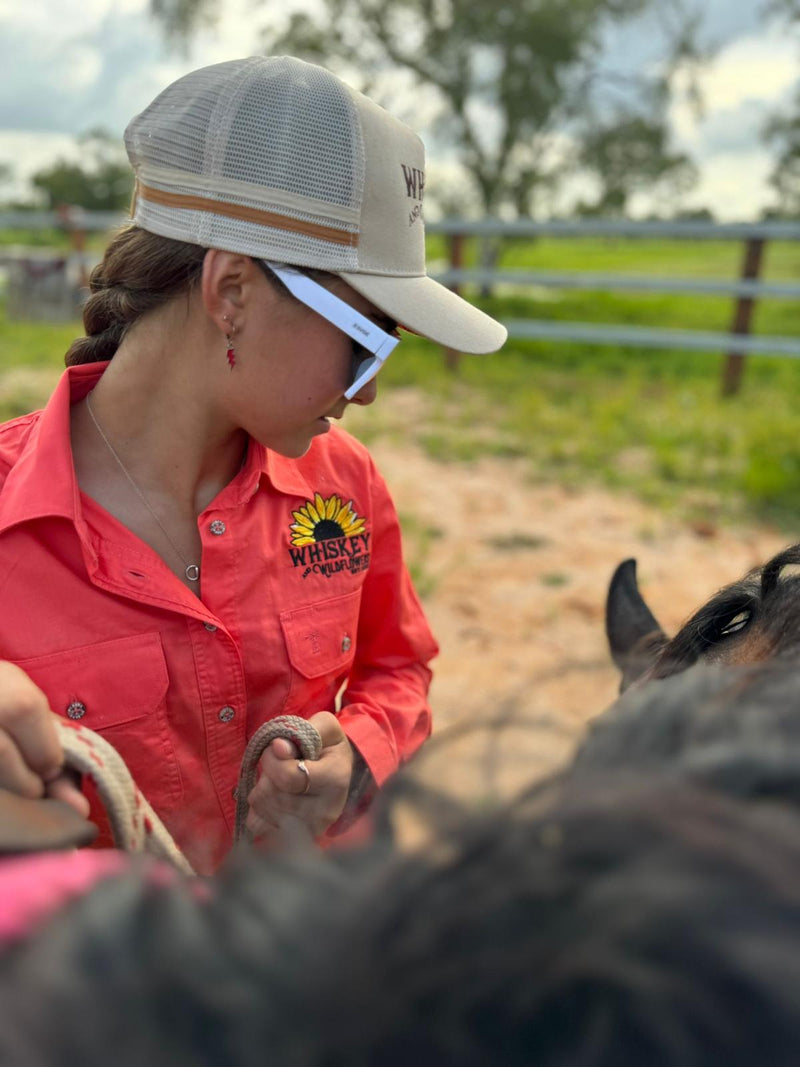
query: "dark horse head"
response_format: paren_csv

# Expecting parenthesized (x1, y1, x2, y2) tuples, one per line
(606, 544, 800, 692)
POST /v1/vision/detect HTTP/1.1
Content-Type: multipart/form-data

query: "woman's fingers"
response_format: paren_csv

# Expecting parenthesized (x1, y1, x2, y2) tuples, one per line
(249, 717, 355, 838)
(0, 665, 91, 820)
(257, 745, 315, 795)
(0, 663, 63, 789)
(307, 710, 346, 747)
(266, 713, 345, 765)
(0, 729, 48, 798)
(45, 773, 92, 818)
(268, 736, 299, 761)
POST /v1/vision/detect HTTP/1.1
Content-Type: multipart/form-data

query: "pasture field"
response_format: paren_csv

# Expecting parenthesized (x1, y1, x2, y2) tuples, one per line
(2, 234, 800, 530)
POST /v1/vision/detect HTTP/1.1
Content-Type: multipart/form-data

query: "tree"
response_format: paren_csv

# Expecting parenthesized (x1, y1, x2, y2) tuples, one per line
(0, 162, 12, 204)
(765, 0, 800, 19)
(30, 128, 133, 211)
(763, 106, 800, 217)
(761, 0, 800, 216)
(150, 0, 704, 221)
(575, 113, 698, 217)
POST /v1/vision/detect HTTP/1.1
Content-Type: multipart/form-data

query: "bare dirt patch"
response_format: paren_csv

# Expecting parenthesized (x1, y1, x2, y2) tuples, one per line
(367, 439, 789, 805)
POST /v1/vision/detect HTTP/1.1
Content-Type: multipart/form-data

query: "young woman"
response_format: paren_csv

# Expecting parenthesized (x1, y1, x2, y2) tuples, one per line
(0, 56, 506, 872)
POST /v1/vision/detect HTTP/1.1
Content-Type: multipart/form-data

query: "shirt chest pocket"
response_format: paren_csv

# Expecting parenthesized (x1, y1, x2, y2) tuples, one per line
(15, 632, 183, 807)
(279, 589, 362, 715)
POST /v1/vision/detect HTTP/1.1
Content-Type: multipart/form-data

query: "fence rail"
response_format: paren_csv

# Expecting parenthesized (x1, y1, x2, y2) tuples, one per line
(502, 321, 800, 358)
(426, 219, 799, 394)
(429, 219, 800, 239)
(1, 213, 798, 393)
(434, 268, 800, 301)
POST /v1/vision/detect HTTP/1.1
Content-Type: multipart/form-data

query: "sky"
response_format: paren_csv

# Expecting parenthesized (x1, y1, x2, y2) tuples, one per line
(0, 0, 797, 221)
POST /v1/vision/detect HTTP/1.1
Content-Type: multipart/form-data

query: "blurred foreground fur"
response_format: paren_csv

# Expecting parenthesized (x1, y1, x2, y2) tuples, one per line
(572, 660, 800, 810)
(3, 663, 800, 1065)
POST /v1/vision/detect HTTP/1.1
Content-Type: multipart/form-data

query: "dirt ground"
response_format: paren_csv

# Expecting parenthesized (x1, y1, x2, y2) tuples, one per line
(366, 436, 790, 807)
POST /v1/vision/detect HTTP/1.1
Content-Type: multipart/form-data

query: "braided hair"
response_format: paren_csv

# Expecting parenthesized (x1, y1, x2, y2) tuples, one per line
(65, 227, 207, 366)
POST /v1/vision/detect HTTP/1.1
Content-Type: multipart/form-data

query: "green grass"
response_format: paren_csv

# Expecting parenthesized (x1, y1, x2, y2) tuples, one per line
(3, 233, 800, 529)
(0, 228, 109, 251)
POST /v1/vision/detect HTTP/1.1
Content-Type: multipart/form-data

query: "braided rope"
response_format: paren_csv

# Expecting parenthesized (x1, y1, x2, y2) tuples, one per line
(55, 714, 323, 874)
(233, 715, 324, 842)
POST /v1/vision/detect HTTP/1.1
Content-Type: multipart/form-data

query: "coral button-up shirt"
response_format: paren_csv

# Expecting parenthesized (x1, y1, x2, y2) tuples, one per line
(0, 363, 437, 873)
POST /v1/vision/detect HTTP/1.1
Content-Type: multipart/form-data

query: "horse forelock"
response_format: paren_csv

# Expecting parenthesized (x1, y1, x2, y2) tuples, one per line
(761, 544, 800, 597)
(649, 545, 800, 680)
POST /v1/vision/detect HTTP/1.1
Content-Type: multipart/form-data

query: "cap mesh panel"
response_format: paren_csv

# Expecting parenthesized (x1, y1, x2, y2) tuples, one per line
(126, 57, 363, 259)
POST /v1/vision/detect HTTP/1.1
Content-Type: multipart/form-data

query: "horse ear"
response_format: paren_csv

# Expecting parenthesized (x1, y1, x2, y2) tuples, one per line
(605, 559, 668, 692)
(0, 792, 98, 855)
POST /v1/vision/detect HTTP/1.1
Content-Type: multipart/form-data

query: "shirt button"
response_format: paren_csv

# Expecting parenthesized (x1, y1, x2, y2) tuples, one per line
(66, 701, 86, 720)
(210, 520, 226, 536)
(204, 623, 218, 632)
(341, 635, 352, 652)
(218, 706, 235, 723)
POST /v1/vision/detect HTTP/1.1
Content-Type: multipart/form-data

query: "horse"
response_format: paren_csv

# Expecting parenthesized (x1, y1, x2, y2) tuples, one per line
(3, 763, 800, 1066)
(605, 543, 800, 692)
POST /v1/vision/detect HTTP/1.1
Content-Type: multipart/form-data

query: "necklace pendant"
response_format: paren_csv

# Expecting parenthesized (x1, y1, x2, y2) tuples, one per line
(185, 564, 201, 582)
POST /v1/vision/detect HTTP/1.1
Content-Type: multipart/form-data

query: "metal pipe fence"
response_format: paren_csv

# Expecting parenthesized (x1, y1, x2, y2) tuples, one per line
(1, 212, 798, 392)
(426, 219, 800, 393)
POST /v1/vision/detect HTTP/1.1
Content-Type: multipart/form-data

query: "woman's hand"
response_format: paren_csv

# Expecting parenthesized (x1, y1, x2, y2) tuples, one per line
(246, 711, 354, 840)
(0, 662, 90, 817)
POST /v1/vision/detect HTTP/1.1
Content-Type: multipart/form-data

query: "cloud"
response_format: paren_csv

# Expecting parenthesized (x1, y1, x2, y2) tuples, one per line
(680, 148, 777, 220)
(0, 0, 266, 138)
(0, 2, 164, 134)
(696, 29, 798, 114)
(665, 24, 799, 217)
(0, 0, 797, 221)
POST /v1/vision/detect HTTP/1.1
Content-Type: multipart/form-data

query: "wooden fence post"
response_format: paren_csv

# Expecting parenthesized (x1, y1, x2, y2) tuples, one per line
(443, 232, 464, 372)
(721, 237, 765, 397)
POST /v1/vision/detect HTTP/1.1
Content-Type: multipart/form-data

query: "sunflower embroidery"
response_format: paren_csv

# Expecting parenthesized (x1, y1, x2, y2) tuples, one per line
(290, 493, 366, 546)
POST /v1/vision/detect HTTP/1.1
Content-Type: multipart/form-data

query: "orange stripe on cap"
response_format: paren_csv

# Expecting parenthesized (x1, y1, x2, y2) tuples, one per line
(137, 183, 359, 248)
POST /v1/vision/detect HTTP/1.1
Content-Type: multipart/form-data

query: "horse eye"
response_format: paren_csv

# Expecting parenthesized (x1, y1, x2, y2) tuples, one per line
(720, 611, 751, 637)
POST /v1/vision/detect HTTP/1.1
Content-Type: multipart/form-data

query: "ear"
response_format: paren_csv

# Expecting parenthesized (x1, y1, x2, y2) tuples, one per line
(0, 792, 98, 854)
(199, 249, 258, 333)
(605, 559, 668, 692)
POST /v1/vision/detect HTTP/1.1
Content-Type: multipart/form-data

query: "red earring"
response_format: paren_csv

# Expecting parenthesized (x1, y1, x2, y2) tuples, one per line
(223, 316, 236, 369)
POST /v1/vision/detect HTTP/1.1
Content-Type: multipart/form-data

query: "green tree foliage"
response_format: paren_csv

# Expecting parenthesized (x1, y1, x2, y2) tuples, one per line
(576, 114, 698, 216)
(149, 0, 219, 44)
(150, 0, 703, 219)
(762, 0, 800, 216)
(764, 104, 800, 217)
(30, 128, 133, 211)
(765, 0, 800, 20)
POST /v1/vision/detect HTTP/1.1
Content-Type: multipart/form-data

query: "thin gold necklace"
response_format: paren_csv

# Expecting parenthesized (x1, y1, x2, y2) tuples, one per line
(84, 392, 200, 583)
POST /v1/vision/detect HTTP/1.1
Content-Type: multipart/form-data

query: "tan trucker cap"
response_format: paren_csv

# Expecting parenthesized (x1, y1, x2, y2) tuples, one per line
(124, 56, 506, 355)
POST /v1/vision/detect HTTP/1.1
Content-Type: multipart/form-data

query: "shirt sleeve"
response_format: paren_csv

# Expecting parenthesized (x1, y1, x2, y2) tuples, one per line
(335, 458, 439, 792)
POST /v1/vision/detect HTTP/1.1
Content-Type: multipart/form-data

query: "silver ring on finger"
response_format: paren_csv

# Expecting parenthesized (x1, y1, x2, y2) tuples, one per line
(296, 759, 311, 796)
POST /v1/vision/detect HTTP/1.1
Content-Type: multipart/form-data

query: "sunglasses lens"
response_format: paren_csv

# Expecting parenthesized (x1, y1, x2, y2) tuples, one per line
(349, 346, 380, 392)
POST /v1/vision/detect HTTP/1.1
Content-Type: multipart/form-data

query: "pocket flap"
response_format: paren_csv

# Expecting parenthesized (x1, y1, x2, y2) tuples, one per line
(280, 590, 362, 680)
(17, 632, 169, 729)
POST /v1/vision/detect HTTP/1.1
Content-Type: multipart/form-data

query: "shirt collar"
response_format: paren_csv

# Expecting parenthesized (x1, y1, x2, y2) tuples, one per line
(262, 448, 314, 498)
(0, 362, 104, 535)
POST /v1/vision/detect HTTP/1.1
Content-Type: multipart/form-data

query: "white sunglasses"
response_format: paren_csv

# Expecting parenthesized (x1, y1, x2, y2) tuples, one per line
(262, 260, 400, 400)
